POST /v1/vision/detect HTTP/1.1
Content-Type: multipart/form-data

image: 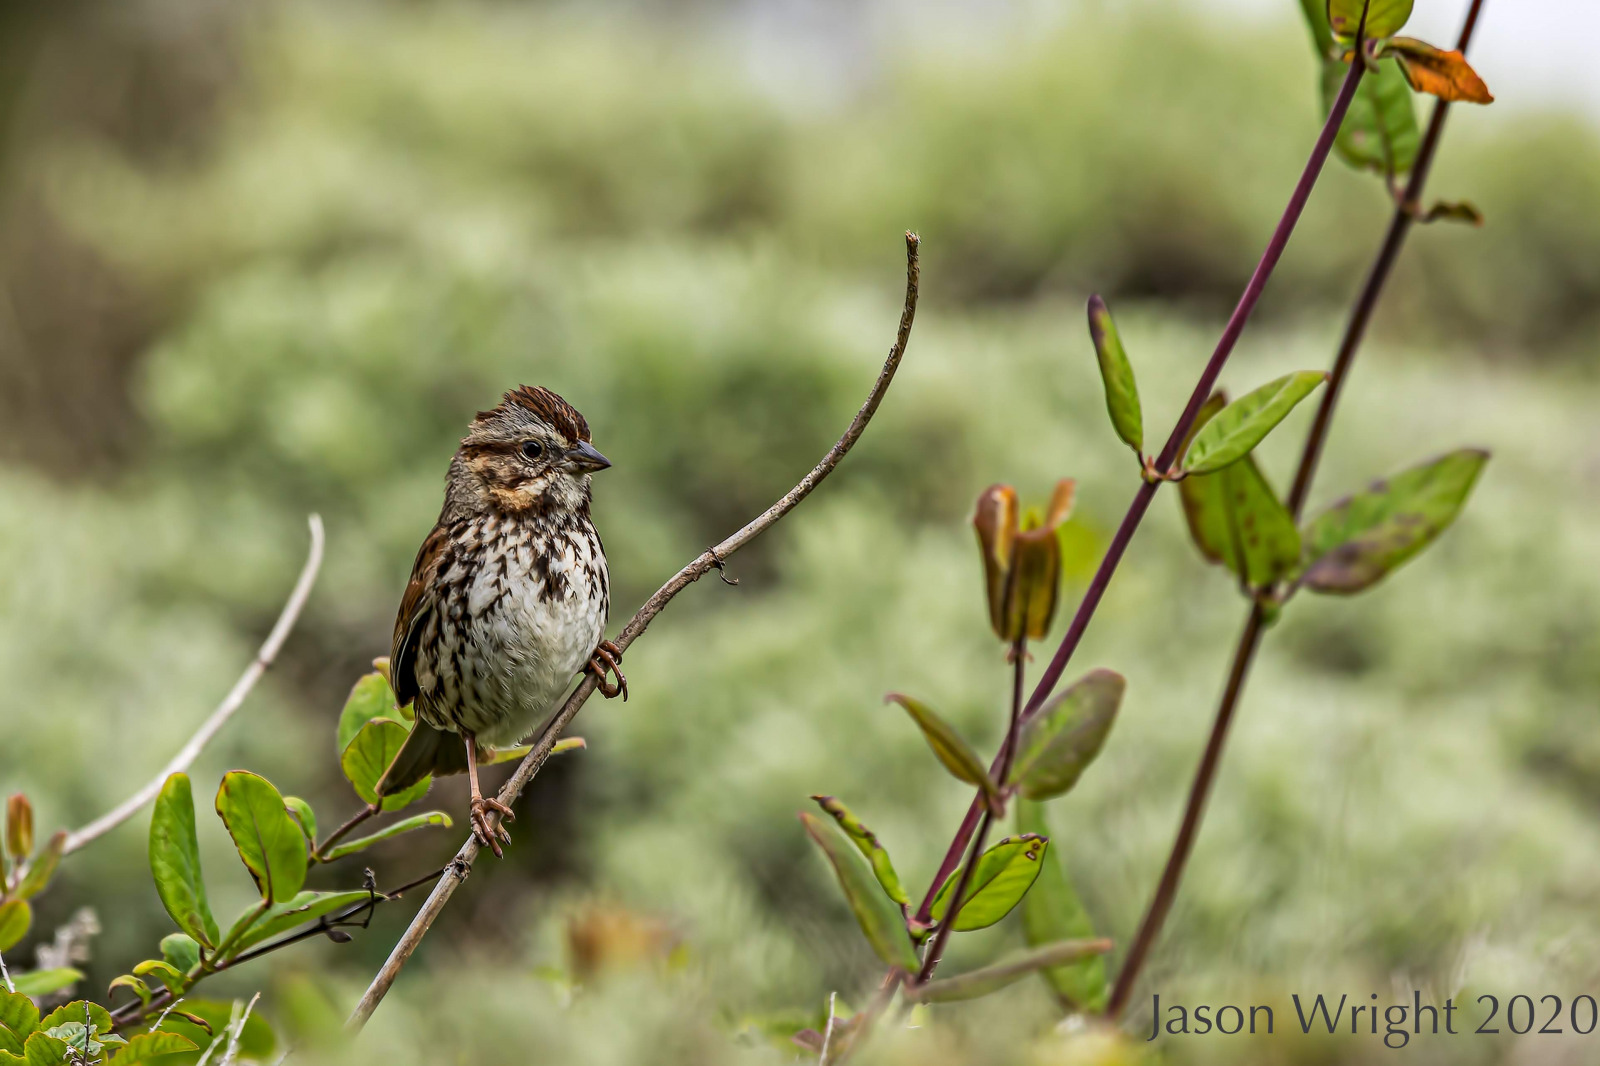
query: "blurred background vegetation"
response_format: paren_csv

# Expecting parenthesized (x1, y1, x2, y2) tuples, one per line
(2, 0, 1599, 1062)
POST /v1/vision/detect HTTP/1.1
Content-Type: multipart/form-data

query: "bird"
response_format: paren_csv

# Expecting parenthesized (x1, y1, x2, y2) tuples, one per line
(376, 385, 625, 855)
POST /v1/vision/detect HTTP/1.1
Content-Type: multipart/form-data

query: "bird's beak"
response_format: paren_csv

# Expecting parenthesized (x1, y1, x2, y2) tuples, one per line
(563, 440, 612, 472)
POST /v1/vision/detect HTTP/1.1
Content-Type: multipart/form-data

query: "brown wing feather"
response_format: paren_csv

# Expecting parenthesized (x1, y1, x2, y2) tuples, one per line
(391, 523, 452, 710)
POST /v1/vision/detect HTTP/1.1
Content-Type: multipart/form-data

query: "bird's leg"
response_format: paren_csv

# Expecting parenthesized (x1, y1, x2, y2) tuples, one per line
(585, 639, 628, 701)
(465, 734, 514, 858)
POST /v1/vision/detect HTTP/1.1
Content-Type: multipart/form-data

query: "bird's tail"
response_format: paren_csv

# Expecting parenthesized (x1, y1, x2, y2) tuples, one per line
(377, 720, 471, 796)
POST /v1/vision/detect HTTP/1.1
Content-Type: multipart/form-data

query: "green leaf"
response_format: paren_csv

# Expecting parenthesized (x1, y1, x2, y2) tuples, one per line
(106, 976, 152, 1008)
(1178, 394, 1301, 588)
(808, 797, 908, 906)
(1183, 371, 1325, 475)
(798, 813, 918, 972)
(221, 890, 375, 956)
(336, 671, 406, 755)
(1327, 0, 1413, 39)
(282, 797, 317, 849)
(159, 933, 200, 975)
(1086, 295, 1142, 454)
(1324, 56, 1419, 175)
(1181, 459, 1301, 589)
(908, 939, 1112, 1003)
(153, 1000, 274, 1065)
(342, 720, 430, 812)
(482, 737, 585, 767)
(322, 812, 453, 861)
(1299, 448, 1489, 594)
(37, 1004, 111, 1041)
(1303, 0, 1420, 179)
(214, 771, 309, 904)
(1009, 670, 1124, 801)
(148, 774, 219, 947)
(131, 960, 185, 995)
(108, 1032, 199, 1065)
(22, 1031, 69, 1066)
(0, 1032, 17, 1059)
(0, 903, 29, 953)
(0, 989, 39, 1041)
(1017, 801, 1107, 1013)
(928, 834, 1049, 931)
(12, 833, 65, 903)
(1296, 0, 1335, 54)
(5, 972, 78, 999)
(885, 695, 1000, 812)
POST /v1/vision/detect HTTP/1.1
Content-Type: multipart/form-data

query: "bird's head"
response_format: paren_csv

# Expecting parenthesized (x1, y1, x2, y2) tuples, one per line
(449, 385, 610, 517)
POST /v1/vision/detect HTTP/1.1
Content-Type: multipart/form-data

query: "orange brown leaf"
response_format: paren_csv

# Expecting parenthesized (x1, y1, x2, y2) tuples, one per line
(1389, 38, 1493, 104)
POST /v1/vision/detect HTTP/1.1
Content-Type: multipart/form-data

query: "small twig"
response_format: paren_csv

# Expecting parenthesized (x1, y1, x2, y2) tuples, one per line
(346, 233, 923, 1032)
(707, 546, 739, 586)
(147, 999, 185, 1034)
(0, 950, 12, 994)
(313, 804, 378, 861)
(818, 992, 838, 1065)
(63, 515, 326, 855)
(218, 993, 260, 1066)
(1105, 0, 1490, 1019)
(111, 864, 447, 1029)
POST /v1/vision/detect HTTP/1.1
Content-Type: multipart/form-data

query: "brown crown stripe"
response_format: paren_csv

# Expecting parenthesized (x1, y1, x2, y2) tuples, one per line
(475, 385, 590, 442)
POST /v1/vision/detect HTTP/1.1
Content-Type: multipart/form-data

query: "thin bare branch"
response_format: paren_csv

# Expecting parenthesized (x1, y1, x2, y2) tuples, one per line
(346, 234, 923, 1031)
(63, 515, 326, 856)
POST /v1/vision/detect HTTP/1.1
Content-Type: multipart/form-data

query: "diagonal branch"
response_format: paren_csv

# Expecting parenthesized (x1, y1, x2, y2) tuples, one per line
(62, 514, 326, 856)
(1105, 0, 1490, 1019)
(345, 232, 923, 1031)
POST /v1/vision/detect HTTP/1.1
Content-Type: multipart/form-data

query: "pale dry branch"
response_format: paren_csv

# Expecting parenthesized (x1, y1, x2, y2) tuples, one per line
(62, 515, 326, 855)
(347, 233, 922, 1030)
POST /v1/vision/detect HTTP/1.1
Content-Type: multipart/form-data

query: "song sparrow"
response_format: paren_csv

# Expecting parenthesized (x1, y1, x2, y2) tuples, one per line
(376, 385, 625, 855)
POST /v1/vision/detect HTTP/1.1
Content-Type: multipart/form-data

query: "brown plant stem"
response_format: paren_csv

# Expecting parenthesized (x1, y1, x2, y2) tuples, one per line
(109, 863, 449, 1029)
(1105, 0, 1489, 1020)
(345, 232, 923, 1032)
(917, 47, 1371, 924)
(314, 804, 379, 861)
(62, 515, 325, 856)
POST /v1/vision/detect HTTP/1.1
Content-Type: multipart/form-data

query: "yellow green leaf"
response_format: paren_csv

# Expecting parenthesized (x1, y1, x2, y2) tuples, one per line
(215, 771, 309, 904)
(928, 835, 1048, 931)
(798, 813, 918, 972)
(886, 694, 1000, 812)
(148, 774, 219, 947)
(1086, 295, 1142, 454)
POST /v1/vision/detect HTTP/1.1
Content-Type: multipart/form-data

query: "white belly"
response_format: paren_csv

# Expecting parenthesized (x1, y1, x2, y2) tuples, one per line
(420, 514, 609, 747)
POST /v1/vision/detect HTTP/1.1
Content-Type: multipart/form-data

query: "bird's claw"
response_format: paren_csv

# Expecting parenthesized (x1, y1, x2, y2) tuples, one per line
(470, 795, 515, 858)
(586, 640, 628, 701)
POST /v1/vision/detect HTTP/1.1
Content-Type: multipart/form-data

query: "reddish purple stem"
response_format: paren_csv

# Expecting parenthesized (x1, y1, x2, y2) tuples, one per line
(914, 50, 1369, 925)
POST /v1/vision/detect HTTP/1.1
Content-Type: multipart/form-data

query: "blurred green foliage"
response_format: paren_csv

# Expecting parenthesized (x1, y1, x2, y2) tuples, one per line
(0, 1, 1598, 1063)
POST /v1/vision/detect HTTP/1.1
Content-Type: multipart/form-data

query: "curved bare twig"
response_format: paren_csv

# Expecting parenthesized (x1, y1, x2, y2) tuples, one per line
(62, 514, 326, 855)
(346, 233, 922, 1031)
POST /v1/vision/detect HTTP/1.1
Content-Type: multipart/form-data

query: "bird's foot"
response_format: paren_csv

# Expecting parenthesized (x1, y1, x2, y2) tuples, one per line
(586, 640, 628, 701)
(470, 794, 515, 858)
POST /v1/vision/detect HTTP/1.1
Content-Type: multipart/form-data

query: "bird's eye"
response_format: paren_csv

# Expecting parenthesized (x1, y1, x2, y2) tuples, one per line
(519, 440, 544, 461)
